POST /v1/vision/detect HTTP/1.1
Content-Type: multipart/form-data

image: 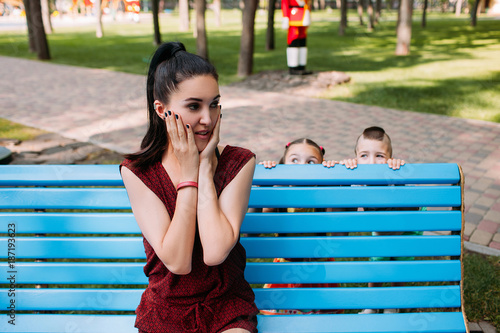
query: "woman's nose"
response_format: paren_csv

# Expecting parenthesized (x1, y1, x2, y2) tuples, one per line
(199, 108, 212, 125)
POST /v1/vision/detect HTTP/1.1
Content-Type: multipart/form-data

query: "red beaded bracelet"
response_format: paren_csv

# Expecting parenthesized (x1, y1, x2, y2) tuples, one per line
(177, 181, 198, 191)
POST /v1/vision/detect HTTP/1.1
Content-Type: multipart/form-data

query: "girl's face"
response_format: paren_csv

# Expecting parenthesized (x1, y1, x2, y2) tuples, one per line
(165, 75, 220, 152)
(284, 143, 323, 164)
(355, 137, 391, 164)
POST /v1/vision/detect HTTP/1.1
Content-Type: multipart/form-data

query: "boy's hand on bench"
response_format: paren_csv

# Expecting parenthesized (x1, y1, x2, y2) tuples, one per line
(339, 159, 358, 169)
(387, 158, 405, 170)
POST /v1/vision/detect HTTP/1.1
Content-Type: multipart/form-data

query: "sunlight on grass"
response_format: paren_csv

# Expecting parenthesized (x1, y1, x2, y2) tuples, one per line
(0, 10, 499, 122)
(0, 119, 46, 141)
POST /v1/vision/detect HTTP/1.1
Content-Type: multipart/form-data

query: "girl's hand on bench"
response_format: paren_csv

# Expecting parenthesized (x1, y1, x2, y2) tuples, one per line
(322, 160, 338, 168)
(259, 160, 277, 169)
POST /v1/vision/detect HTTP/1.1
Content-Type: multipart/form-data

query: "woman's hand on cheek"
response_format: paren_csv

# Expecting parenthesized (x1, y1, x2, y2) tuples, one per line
(166, 111, 199, 178)
(199, 112, 221, 163)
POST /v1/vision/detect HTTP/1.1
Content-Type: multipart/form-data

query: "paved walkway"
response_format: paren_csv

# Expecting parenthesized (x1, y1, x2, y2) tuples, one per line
(1, 55, 500, 255)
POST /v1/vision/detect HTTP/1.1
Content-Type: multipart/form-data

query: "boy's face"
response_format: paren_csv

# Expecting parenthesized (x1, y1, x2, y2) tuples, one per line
(355, 137, 391, 164)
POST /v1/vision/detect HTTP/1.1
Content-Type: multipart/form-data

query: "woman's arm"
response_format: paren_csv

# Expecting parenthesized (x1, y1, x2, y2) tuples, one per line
(197, 157, 256, 266)
(121, 166, 197, 275)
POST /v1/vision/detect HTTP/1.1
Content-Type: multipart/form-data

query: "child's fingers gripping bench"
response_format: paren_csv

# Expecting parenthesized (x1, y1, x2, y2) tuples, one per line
(0, 163, 469, 333)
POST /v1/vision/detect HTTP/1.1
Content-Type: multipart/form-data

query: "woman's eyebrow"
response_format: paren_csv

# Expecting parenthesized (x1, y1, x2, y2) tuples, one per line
(183, 94, 221, 102)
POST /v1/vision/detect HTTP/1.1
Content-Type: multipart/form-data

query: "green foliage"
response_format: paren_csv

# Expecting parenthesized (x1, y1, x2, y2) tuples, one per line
(0, 10, 498, 122)
(463, 251, 500, 329)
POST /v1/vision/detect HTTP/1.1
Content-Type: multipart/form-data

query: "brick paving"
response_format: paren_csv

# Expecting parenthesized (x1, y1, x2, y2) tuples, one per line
(1, 55, 499, 254)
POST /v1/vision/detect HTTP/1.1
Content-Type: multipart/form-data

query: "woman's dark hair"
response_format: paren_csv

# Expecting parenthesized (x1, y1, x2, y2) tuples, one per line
(278, 138, 325, 164)
(124, 41, 219, 168)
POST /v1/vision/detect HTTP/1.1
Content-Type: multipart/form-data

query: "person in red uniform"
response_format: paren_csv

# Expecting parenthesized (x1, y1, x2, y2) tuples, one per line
(282, 0, 312, 75)
(121, 41, 259, 333)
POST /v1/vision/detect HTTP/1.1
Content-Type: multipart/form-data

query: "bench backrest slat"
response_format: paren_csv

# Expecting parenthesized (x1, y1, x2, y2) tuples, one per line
(0, 188, 131, 210)
(0, 165, 123, 186)
(0, 212, 139, 234)
(256, 312, 467, 333)
(1, 286, 461, 311)
(0, 262, 148, 284)
(249, 186, 461, 208)
(0, 235, 460, 259)
(0, 163, 460, 186)
(0, 185, 460, 209)
(0, 260, 460, 285)
(251, 163, 461, 185)
(242, 210, 462, 233)
(0, 210, 461, 234)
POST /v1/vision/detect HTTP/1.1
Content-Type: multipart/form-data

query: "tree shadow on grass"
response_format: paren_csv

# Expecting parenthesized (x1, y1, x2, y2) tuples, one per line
(305, 18, 500, 73)
(334, 71, 500, 122)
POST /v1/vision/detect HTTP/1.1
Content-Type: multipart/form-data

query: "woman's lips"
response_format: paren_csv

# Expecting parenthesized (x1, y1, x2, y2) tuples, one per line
(195, 130, 210, 140)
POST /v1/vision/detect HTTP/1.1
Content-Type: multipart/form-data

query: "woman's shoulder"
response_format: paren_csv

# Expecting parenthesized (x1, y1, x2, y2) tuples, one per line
(120, 158, 161, 178)
(220, 145, 255, 160)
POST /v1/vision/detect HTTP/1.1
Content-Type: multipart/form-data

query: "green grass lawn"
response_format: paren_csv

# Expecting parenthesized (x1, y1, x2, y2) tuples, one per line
(1, 10, 499, 122)
(0, 118, 46, 141)
(463, 250, 500, 329)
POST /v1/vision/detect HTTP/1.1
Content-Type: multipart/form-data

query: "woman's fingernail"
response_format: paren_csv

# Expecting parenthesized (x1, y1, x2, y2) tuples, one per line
(186, 124, 190, 129)
(164, 112, 167, 119)
(175, 114, 179, 119)
(168, 110, 172, 116)
(220, 113, 223, 119)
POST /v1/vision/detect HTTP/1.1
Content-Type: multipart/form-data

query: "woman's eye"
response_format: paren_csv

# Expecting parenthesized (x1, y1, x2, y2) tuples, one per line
(210, 103, 220, 109)
(188, 104, 199, 111)
(308, 160, 315, 164)
(292, 158, 298, 163)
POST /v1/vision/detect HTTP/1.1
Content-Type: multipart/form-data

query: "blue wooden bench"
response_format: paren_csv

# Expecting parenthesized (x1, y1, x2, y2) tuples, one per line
(0, 163, 469, 333)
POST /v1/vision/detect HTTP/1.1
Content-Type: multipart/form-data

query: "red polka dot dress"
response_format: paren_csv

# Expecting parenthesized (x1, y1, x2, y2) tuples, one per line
(121, 146, 259, 333)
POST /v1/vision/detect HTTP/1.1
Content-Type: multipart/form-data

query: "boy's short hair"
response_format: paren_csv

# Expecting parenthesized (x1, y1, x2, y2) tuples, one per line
(355, 126, 393, 157)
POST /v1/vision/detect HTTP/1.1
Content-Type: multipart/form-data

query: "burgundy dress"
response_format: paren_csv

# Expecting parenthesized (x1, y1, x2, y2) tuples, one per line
(121, 146, 259, 333)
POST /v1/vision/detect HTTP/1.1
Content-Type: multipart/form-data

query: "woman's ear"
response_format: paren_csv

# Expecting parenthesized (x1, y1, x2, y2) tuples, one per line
(154, 101, 165, 119)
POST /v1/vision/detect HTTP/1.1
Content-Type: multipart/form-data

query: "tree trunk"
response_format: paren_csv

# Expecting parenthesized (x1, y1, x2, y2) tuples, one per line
(41, 0, 52, 34)
(367, 0, 374, 30)
(96, 0, 103, 38)
(29, 0, 50, 59)
(421, 0, 428, 27)
(152, 0, 162, 45)
(375, 0, 381, 23)
(23, 0, 37, 53)
(237, 0, 258, 77)
(357, 0, 364, 25)
(339, 0, 348, 35)
(470, 0, 479, 26)
(179, 0, 190, 31)
(195, 0, 208, 59)
(455, 0, 463, 16)
(266, 0, 276, 50)
(395, 0, 413, 55)
(213, 0, 221, 27)
(477, 0, 485, 13)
